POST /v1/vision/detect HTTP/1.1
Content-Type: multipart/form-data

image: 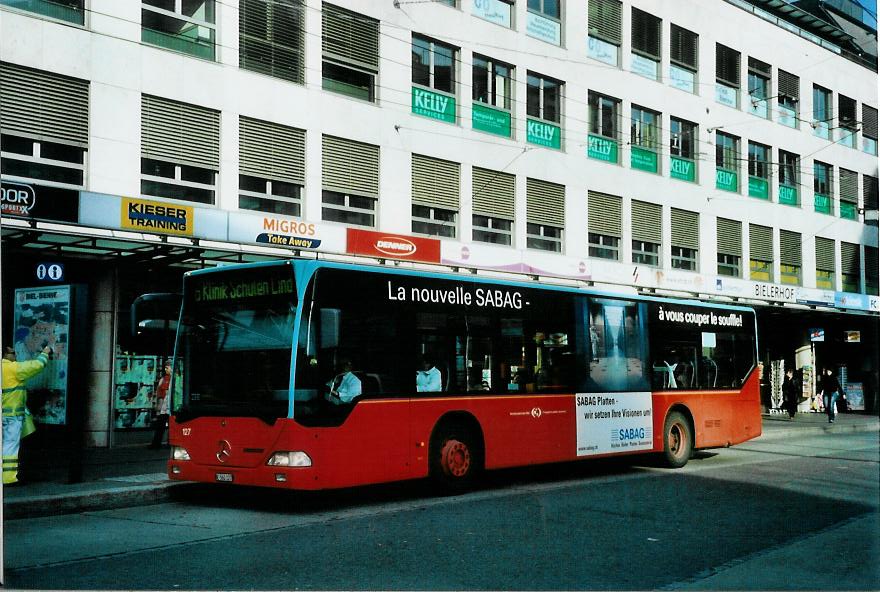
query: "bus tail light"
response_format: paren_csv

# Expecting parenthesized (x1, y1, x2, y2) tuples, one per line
(172, 446, 191, 461)
(267, 451, 312, 467)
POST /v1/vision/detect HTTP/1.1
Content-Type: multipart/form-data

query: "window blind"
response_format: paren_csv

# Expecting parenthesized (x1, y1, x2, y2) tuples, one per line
(588, 0, 622, 45)
(631, 200, 662, 243)
(840, 169, 859, 204)
(779, 230, 802, 266)
(141, 94, 219, 169)
(778, 70, 799, 100)
(472, 167, 515, 219)
(716, 44, 740, 87)
(865, 247, 878, 284)
(322, 2, 379, 70)
(631, 8, 661, 60)
(840, 242, 860, 275)
(863, 175, 878, 211)
(815, 237, 835, 272)
(412, 154, 460, 210)
(749, 224, 773, 261)
(670, 24, 697, 70)
(862, 105, 878, 140)
(322, 134, 379, 197)
(671, 208, 699, 250)
(239, 116, 305, 184)
(527, 178, 565, 227)
(716, 218, 742, 256)
(588, 191, 622, 237)
(240, 0, 305, 84)
(0, 62, 89, 146)
(748, 57, 771, 77)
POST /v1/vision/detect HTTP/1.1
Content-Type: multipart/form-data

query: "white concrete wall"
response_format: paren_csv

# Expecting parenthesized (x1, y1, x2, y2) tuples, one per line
(0, 0, 877, 292)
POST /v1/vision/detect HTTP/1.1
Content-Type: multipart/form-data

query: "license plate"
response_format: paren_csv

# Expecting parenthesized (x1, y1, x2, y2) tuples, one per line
(215, 472, 233, 483)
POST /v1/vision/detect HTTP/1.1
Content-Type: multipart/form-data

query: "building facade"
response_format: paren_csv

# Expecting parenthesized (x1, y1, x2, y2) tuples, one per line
(1, 0, 878, 450)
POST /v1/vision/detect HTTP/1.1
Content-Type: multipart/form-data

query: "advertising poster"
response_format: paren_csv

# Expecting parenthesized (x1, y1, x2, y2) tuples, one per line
(13, 286, 71, 425)
(576, 391, 653, 456)
(845, 383, 864, 411)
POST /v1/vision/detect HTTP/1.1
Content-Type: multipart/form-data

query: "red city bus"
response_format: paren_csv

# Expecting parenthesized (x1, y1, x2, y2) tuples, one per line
(167, 259, 760, 491)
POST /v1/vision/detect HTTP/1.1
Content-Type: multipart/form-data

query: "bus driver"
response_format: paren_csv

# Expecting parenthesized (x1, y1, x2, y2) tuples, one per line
(326, 359, 361, 404)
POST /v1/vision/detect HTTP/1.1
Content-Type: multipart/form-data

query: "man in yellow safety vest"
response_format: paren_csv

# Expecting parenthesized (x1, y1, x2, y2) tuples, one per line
(2, 344, 50, 485)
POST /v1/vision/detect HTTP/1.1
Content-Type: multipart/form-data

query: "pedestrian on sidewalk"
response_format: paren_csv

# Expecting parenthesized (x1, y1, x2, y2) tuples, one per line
(820, 367, 843, 424)
(783, 367, 798, 420)
(148, 360, 171, 449)
(2, 345, 50, 485)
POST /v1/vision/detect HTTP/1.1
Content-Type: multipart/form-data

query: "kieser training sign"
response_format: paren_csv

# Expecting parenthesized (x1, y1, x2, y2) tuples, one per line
(121, 198, 194, 236)
(576, 392, 653, 455)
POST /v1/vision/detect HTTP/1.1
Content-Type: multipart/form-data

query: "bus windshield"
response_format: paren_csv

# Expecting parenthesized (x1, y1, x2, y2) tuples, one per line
(174, 265, 296, 423)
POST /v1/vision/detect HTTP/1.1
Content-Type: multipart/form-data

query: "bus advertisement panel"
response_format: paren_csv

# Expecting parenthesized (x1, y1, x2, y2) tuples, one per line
(167, 260, 760, 491)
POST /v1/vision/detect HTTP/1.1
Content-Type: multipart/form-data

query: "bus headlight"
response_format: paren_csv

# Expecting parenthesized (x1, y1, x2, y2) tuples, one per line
(267, 451, 312, 467)
(172, 446, 191, 461)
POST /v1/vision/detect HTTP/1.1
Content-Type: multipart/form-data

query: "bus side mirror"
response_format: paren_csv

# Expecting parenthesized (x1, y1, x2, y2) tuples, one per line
(320, 309, 341, 349)
(131, 293, 182, 337)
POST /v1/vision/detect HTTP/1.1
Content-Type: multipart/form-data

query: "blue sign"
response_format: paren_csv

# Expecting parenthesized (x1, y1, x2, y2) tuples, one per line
(36, 262, 65, 282)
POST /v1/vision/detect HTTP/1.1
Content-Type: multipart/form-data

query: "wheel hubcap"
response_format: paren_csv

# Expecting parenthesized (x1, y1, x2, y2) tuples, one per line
(670, 424, 685, 458)
(441, 439, 470, 477)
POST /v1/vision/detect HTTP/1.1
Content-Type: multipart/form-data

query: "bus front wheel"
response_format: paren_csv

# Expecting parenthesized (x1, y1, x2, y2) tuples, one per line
(430, 424, 482, 493)
(662, 411, 693, 468)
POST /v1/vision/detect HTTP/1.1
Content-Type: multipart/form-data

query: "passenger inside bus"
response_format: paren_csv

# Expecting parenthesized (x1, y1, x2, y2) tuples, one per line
(416, 357, 442, 392)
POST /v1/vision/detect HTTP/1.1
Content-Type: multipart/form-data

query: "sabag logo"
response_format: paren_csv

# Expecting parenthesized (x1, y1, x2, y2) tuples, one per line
(375, 237, 417, 257)
(611, 428, 650, 441)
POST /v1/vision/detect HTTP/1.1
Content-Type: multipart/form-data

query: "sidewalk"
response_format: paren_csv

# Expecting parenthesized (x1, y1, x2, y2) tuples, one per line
(3, 413, 878, 520)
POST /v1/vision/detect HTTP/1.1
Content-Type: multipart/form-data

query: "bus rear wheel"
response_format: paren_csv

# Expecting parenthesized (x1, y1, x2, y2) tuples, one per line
(662, 411, 693, 468)
(430, 424, 482, 493)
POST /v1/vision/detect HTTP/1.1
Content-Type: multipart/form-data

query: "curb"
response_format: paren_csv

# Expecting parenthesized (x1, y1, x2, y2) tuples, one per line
(4, 480, 188, 520)
(757, 420, 880, 442)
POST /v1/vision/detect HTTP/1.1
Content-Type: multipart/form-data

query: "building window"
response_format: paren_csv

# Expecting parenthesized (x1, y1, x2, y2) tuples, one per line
(715, 44, 740, 108)
(239, 176, 301, 217)
(631, 7, 661, 80)
(412, 34, 456, 94)
(670, 117, 697, 182)
(412, 205, 456, 238)
(473, 166, 515, 246)
(814, 161, 833, 214)
(630, 105, 660, 173)
(142, 0, 216, 60)
(717, 253, 741, 277)
(841, 242, 860, 293)
(141, 95, 219, 205)
(672, 246, 697, 271)
(749, 224, 773, 282)
(864, 175, 879, 228)
(777, 70, 799, 127)
(588, 0, 622, 66)
(473, 54, 513, 110)
(780, 264, 801, 286)
(632, 239, 659, 266)
(473, 215, 513, 245)
(588, 91, 620, 163)
(141, 159, 216, 204)
(0, 0, 84, 24)
(813, 84, 832, 139)
(0, 134, 85, 188)
(838, 95, 858, 148)
(863, 105, 878, 155)
(322, 191, 375, 227)
(527, 0, 562, 45)
(747, 58, 770, 119)
(865, 246, 878, 296)
(839, 168, 859, 220)
(411, 153, 459, 238)
(778, 150, 799, 206)
(816, 236, 836, 290)
(747, 141, 769, 200)
(528, 223, 563, 252)
(671, 208, 699, 271)
(322, 3, 379, 102)
(780, 230, 802, 286)
(472, 0, 513, 28)
(589, 233, 619, 260)
(715, 132, 739, 192)
(527, 72, 561, 123)
(240, 0, 304, 84)
(669, 24, 698, 93)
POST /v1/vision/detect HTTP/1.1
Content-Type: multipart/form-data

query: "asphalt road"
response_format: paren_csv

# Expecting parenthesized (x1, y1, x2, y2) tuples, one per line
(3, 431, 878, 590)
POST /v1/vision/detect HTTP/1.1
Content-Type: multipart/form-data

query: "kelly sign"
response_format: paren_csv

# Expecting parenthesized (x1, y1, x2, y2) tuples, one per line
(412, 87, 455, 123)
